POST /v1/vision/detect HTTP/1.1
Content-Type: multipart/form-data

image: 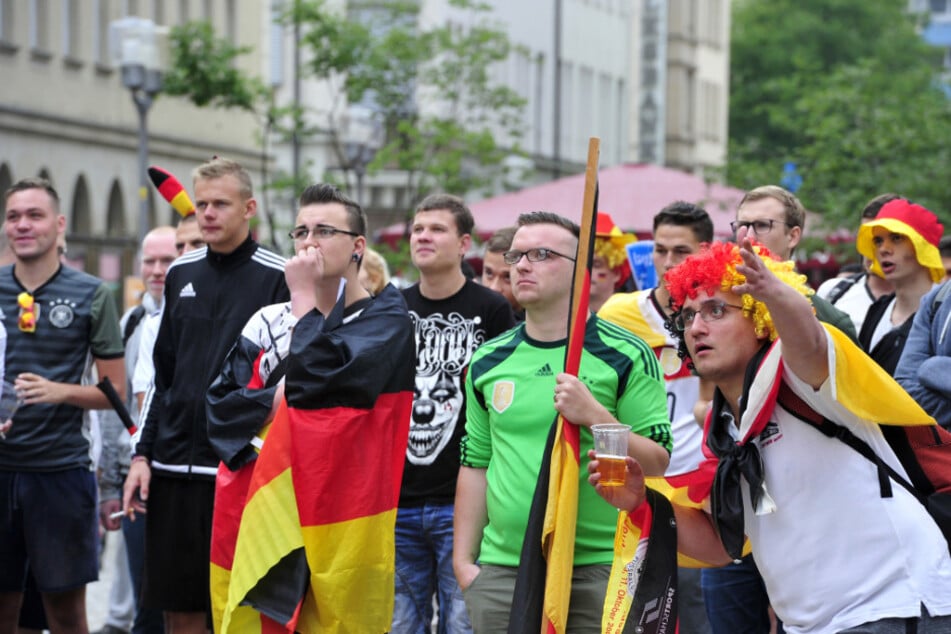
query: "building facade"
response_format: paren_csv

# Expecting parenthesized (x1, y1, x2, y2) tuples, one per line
(1, 0, 731, 271)
(266, 0, 731, 233)
(0, 0, 266, 294)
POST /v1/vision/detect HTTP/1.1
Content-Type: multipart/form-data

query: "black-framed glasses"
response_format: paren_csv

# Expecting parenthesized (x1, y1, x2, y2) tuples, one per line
(502, 247, 576, 265)
(730, 219, 794, 236)
(289, 224, 361, 241)
(673, 299, 744, 332)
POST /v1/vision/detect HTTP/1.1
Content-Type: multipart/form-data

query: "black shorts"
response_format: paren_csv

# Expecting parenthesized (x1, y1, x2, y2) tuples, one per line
(0, 468, 98, 593)
(142, 472, 215, 612)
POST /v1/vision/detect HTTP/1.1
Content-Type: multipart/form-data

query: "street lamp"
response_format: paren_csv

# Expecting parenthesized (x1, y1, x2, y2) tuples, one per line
(110, 17, 165, 247)
(342, 105, 383, 208)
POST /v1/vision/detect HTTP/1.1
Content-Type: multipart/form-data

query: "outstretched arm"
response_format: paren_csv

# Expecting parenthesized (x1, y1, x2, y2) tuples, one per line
(732, 228, 828, 389)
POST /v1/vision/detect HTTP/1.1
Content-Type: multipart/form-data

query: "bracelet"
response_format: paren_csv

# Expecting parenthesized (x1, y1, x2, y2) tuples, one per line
(131, 455, 150, 466)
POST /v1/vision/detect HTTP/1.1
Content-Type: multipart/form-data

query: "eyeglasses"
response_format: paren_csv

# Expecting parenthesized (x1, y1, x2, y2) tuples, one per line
(17, 292, 36, 333)
(502, 248, 576, 265)
(289, 224, 360, 241)
(673, 299, 744, 332)
(730, 219, 794, 236)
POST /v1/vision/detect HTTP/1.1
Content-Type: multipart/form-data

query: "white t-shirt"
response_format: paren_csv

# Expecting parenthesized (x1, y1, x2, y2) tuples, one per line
(737, 336, 951, 633)
(816, 274, 875, 334)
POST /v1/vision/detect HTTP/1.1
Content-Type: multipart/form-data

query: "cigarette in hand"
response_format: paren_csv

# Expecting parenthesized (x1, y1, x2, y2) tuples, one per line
(109, 509, 132, 520)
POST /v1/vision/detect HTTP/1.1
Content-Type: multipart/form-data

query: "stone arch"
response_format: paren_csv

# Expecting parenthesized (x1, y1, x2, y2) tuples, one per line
(0, 163, 12, 198)
(106, 180, 126, 238)
(70, 174, 91, 236)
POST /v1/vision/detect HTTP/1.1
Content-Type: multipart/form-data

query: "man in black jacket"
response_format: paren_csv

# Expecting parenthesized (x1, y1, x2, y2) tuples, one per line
(123, 158, 288, 633)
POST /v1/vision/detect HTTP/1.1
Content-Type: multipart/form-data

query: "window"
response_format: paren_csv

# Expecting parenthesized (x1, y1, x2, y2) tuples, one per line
(0, 0, 14, 44)
(578, 66, 593, 153)
(560, 61, 574, 156)
(268, 1, 283, 87)
(93, 0, 111, 65)
(62, 0, 80, 60)
(225, 0, 237, 43)
(931, 0, 949, 15)
(599, 73, 612, 143)
(29, 0, 50, 53)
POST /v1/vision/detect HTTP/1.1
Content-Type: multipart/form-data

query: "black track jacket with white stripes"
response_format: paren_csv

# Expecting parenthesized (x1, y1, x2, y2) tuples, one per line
(136, 234, 289, 477)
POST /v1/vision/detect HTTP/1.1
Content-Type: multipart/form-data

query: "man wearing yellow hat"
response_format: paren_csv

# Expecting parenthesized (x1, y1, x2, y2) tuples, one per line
(855, 198, 944, 375)
(590, 212, 636, 313)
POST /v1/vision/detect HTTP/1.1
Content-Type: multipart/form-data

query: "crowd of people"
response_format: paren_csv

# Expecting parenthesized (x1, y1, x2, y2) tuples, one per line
(1, 158, 951, 634)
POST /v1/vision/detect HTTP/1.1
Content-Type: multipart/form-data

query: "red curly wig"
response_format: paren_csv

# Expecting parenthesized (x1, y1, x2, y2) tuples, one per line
(664, 241, 813, 341)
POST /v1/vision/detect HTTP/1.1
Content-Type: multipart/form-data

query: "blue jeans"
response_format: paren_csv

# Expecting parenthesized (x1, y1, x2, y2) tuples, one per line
(122, 513, 163, 634)
(392, 503, 471, 634)
(701, 554, 782, 634)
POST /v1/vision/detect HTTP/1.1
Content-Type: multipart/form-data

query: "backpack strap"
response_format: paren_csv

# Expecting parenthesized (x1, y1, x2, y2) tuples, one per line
(123, 304, 147, 348)
(776, 382, 924, 504)
(826, 272, 863, 305)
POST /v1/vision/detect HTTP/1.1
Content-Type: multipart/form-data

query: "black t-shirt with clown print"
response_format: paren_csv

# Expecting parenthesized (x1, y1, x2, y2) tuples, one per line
(400, 279, 515, 506)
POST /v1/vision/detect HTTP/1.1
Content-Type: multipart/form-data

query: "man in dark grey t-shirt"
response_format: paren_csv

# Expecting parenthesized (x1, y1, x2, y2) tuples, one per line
(0, 177, 125, 633)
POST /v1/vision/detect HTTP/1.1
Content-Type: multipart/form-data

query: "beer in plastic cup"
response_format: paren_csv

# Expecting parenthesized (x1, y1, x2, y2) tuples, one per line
(591, 423, 630, 487)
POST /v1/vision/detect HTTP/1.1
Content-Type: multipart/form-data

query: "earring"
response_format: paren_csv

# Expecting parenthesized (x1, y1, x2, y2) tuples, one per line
(352, 253, 360, 262)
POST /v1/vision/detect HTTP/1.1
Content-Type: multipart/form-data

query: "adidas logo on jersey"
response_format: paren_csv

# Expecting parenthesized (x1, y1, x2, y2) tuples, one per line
(535, 363, 553, 377)
(179, 282, 196, 298)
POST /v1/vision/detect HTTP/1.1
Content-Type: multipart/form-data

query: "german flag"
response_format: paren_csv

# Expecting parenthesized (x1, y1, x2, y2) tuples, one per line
(509, 138, 599, 634)
(148, 165, 196, 217)
(214, 285, 415, 633)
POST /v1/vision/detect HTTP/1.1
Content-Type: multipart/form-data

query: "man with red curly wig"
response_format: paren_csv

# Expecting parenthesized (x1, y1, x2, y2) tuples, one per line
(589, 228, 951, 634)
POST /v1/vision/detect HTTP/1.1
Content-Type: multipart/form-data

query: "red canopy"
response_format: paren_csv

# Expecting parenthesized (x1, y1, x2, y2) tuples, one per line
(377, 163, 746, 245)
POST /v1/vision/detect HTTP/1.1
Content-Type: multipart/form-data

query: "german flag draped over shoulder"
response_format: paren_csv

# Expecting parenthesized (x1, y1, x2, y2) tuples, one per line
(508, 138, 599, 634)
(214, 284, 415, 633)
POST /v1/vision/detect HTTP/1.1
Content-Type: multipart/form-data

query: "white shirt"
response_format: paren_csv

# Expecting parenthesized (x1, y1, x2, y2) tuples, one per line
(739, 336, 951, 633)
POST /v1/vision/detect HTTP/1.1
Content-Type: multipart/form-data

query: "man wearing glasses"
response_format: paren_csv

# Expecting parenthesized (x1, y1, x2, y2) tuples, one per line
(123, 158, 288, 634)
(732, 185, 856, 342)
(454, 211, 671, 633)
(590, 232, 951, 633)
(206, 184, 415, 632)
(395, 193, 514, 633)
(701, 185, 856, 634)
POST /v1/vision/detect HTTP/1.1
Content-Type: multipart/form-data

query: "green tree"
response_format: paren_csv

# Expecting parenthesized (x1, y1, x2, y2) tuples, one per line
(285, 0, 528, 210)
(161, 21, 288, 245)
(728, 0, 951, 228)
(162, 21, 268, 112)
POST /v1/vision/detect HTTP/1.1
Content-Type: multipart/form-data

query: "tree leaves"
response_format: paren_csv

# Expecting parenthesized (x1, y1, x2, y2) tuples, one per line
(728, 0, 951, 230)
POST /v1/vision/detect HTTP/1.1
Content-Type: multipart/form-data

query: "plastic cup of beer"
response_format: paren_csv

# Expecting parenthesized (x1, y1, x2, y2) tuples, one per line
(591, 423, 630, 487)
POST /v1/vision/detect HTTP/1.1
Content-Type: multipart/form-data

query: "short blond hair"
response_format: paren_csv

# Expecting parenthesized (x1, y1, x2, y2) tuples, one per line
(361, 247, 391, 295)
(192, 157, 253, 199)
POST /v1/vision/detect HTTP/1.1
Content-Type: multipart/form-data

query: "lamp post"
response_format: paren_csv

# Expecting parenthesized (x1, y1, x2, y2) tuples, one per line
(110, 17, 165, 247)
(342, 105, 383, 207)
